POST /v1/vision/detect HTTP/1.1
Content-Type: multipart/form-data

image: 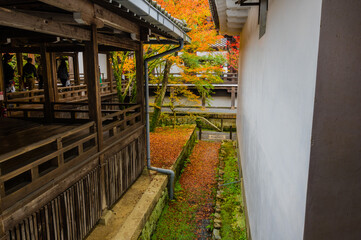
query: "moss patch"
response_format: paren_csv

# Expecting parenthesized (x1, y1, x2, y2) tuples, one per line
(220, 141, 247, 240)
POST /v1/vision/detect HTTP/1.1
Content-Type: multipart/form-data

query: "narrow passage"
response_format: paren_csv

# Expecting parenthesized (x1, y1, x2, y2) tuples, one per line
(152, 141, 221, 240)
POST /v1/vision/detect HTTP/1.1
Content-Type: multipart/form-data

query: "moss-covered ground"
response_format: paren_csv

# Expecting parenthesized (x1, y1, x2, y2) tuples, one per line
(219, 141, 247, 240)
(152, 141, 221, 239)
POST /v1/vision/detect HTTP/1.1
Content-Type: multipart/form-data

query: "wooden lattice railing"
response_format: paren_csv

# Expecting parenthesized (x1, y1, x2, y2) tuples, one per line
(101, 103, 142, 143)
(0, 122, 98, 210)
(6, 82, 116, 103)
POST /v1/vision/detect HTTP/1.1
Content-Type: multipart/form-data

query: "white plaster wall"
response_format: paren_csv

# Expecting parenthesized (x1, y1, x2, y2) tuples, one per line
(78, 52, 107, 79)
(236, 1, 322, 239)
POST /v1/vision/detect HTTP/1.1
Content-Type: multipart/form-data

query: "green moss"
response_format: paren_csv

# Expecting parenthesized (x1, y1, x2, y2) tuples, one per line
(139, 189, 169, 240)
(151, 182, 197, 240)
(220, 141, 247, 240)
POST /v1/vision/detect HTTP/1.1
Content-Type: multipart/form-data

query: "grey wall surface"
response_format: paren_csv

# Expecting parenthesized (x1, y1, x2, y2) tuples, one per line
(304, 1, 361, 239)
(236, 0, 322, 239)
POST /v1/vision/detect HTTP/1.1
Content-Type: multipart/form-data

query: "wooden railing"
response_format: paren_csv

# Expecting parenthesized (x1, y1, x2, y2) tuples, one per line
(151, 72, 238, 84)
(0, 122, 98, 209)
(4, 101, 45, 119)
(101, 103, 142, 142)
(6, 89, 44, 102)
(6, 82, 116, 103)
(58, 85, 88, 102)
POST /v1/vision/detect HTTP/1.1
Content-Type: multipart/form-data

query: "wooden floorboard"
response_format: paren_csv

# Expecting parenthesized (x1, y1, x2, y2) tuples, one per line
(0, 118, 81, 155)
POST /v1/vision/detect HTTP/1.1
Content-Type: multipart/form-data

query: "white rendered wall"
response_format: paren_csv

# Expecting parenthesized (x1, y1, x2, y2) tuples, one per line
(78, 52, 107, 79)
(236, 1, 322, 239)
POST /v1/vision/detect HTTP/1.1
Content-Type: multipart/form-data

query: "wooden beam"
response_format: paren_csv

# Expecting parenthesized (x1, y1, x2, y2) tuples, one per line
(93, 4, 140, 39)
(16, 53, 23, 90)
(84, 25, 103, 150)
(98, 34, 138, 51)
(136, 43, 145, 124)
(0, 53, 4, 101)
(41, 44, 54, 121)
(0, 7, 91, 41)
(50, 53, 59, 101)
(73, 53, 80, 85)
(106, 52, 113, 93)
(38, 0, 140, 36)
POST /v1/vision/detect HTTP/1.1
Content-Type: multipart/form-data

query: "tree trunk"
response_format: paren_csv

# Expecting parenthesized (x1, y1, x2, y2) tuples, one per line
(150, 58, 172, 131)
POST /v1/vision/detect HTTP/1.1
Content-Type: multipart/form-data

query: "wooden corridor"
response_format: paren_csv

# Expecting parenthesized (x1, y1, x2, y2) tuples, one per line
(0, 0, 190, 239)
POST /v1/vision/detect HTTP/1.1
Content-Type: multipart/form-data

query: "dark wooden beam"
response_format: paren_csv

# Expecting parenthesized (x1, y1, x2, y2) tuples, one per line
(136, 43, 145, 124)
(16, 53, 24, 90)
(39, 0, 140, 37)
(98, 34, 138, 51)
(106, 52, 113, 92)
(41, 44, 55, 121)
(0, 53, 4, 102)
(73, 53, 80, 85)
(0, 7, 91, 41)
(84, 25, 103, 150)
(50, 53, 59, 101)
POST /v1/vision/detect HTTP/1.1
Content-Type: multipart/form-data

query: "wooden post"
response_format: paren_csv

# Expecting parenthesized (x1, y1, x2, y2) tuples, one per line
(84, 25, 103, 150)
(136, 43, 145, 124)
(106, 52, 113, 93)
(16, 53, 23, 90)
(84, 25, 106, 211)
(41, 44, 55, 121)
(50, 53, 59, 101)
(0, 57, 4, 102)
(73, 53, 80, 85)
(231, 86, 236, 109)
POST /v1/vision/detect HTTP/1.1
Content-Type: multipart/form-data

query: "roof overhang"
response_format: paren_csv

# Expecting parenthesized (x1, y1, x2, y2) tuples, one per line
(209, 0, 250, 35)
(113, 0, 191, 44)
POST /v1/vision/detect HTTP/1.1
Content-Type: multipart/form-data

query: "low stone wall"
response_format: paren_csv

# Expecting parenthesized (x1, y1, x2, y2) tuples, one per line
(137, 127, 197, 240)
(138, 188, 168, 240)
(172, 128, 198, 180)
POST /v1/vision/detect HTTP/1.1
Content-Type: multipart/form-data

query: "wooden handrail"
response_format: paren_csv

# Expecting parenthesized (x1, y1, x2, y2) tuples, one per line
(101, 104, 140, 121)
(0, 121, 95, 163)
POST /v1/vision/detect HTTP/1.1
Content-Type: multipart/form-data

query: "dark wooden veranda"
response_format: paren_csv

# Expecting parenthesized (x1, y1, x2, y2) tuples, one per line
(0, 0, 189, 239)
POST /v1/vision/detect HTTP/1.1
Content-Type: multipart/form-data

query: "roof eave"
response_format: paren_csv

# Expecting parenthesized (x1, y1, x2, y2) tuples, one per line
(113, 0, 191, 44)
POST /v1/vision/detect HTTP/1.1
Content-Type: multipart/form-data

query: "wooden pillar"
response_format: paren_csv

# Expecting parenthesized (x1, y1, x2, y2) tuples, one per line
(136, 43, 145, 124)
(84, 25, 106, 211)
(73, 53, 80, 85)
(0, 57, 4, 102)
(41, 45, 55, 121)
(50, 53, 59, 101)
(0, 58, 4, 238)
(84, 25, 103, 150)
(106, 52, 113, 93)
(231, 86, 236, 109)
(16, 53, 23, 90)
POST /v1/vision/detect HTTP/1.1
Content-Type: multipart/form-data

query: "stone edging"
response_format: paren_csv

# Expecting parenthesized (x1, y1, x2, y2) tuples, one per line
(112, 127, 197, 240)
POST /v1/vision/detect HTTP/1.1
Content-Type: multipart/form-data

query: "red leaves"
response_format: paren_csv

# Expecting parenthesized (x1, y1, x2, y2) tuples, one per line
(179, 141, 221, 237)
(150, 128, 221, 239)
(150, 126, 194, 168)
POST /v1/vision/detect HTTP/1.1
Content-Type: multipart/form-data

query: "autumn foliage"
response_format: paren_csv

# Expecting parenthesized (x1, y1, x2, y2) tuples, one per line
(226, 36, 240, 71)
(151, 128, 221, 239)
(150, 126, 194, 168)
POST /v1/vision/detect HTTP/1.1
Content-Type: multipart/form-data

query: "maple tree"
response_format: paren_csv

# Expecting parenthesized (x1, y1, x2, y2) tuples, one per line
(110, 0, 229, 129)
(147, 0, 225, 131)
(226, 36, 240, 72)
